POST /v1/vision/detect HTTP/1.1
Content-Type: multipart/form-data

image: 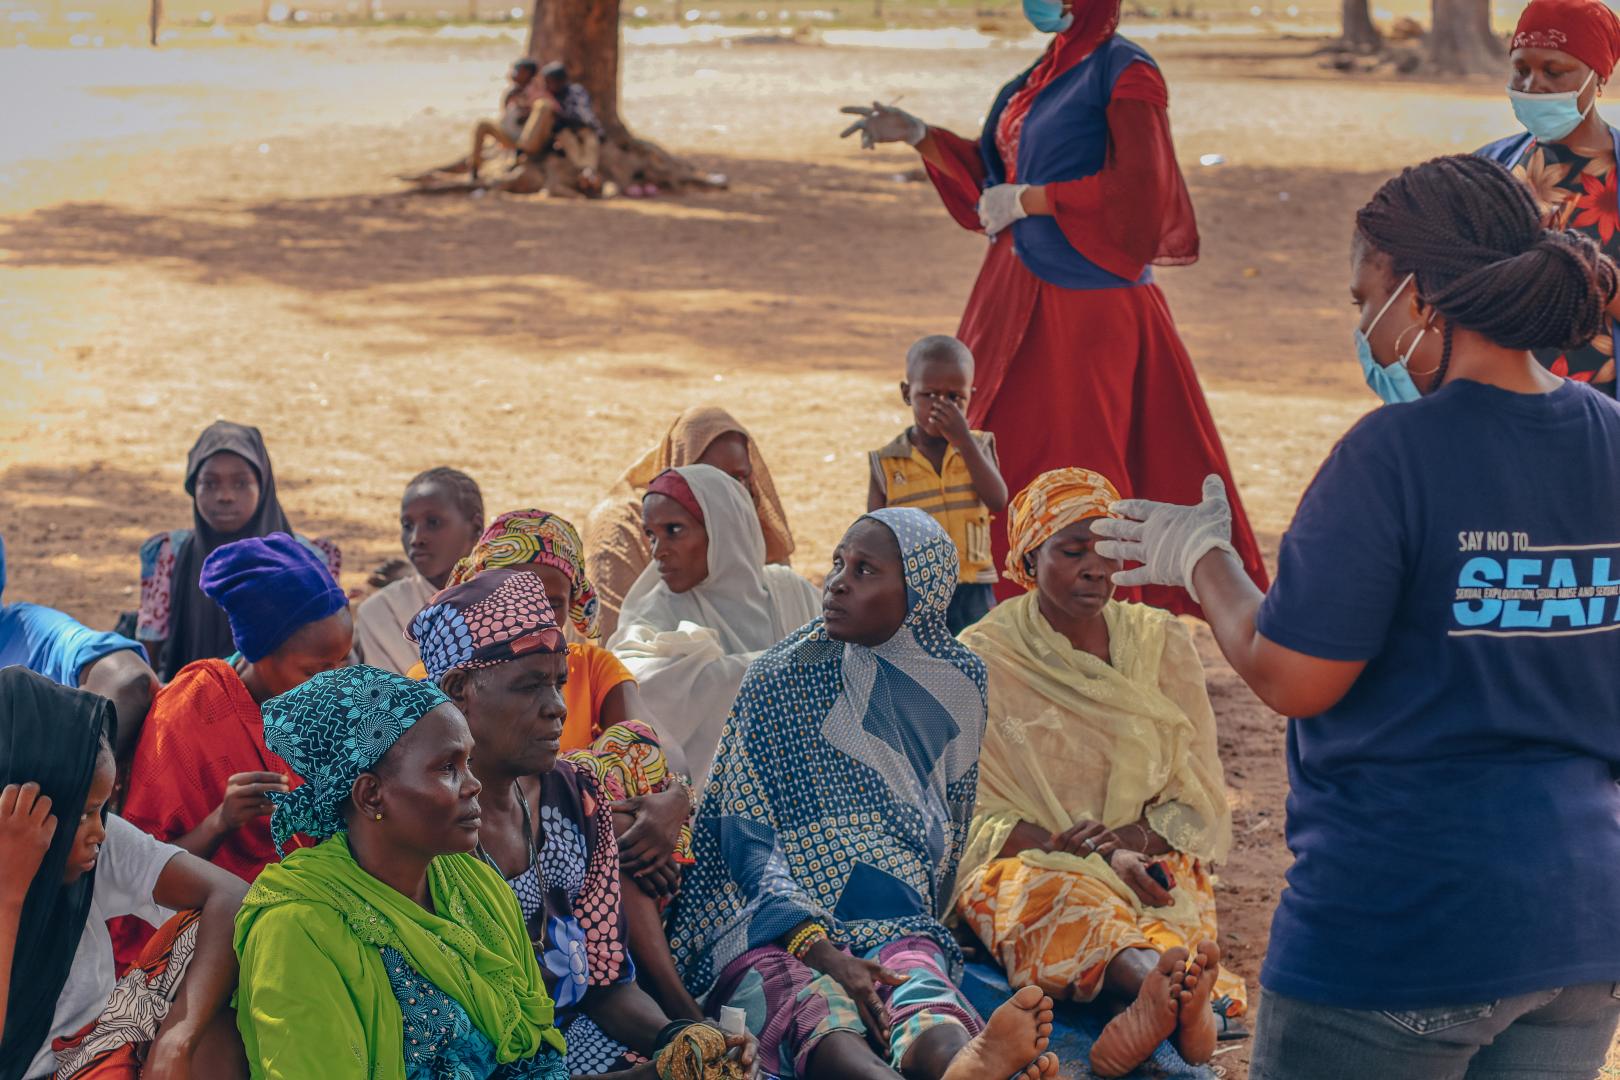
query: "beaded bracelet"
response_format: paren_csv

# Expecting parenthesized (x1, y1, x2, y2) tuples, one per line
(787, 922, 829, 960)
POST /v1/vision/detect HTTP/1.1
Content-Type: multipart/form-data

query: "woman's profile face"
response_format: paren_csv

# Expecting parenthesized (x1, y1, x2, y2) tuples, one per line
(63, 746, 116, 884)
(453, 651, 568, 778)
(696, 431, 753, 489)
(527, 564, 573, 627)
(823, 518, 909, 647)
(365, 704, 484, 858)
(1350, 235, 1445, 396)
(642, 493, 710, 594)
(194, 450, 261, 534)
(1510, 46, 1595, 96)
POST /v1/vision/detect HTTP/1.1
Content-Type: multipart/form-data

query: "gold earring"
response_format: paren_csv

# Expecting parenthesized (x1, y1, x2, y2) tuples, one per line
(374, 813, 383, 821)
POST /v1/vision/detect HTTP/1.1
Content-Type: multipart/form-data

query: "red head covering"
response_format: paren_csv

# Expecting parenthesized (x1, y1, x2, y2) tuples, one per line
(645, 469, 705, 525)
(1513, 0, 1620, 80)
(997, 0, 1125, 182)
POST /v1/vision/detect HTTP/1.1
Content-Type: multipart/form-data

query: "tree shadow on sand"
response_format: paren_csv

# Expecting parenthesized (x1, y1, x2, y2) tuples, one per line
(1, 154, 1399, 389)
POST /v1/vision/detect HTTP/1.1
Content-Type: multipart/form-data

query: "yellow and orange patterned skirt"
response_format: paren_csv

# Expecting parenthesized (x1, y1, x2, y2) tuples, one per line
(955, 853, 1246, 1014)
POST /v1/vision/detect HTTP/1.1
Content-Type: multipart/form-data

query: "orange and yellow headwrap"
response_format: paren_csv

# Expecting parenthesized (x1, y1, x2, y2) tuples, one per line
(1004, 467, 1122, 590)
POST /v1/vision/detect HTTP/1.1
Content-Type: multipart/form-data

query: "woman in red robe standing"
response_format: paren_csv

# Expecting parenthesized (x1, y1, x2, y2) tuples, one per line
(842, 0, 1268, 616)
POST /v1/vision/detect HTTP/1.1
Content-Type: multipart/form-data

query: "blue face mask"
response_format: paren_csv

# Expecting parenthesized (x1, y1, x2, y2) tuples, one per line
(1508, 71, 1595, 143)
(1022, 0, 1074, 33)
(1355, 272, 1427, 405)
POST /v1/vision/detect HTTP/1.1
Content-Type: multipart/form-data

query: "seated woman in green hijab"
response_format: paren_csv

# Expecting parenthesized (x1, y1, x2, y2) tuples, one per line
(232, 665, 569, 1079)
(233, 665, 755, 1080)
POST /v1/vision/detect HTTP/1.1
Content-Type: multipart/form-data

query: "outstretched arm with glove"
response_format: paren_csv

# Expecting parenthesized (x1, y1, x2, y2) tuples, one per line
(1092, 475, 1365, 718)
(837, 101, 1045, 237)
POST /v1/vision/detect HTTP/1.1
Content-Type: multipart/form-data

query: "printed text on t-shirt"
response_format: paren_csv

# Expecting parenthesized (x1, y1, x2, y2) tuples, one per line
(1452, 533, 1620, 637)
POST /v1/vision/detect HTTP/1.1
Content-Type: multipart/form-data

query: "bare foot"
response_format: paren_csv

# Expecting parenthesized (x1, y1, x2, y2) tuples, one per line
(1171, 941, 1221, 1066)
(1089, 948, 1182, 1078)
(940, 984, 1056, 1080)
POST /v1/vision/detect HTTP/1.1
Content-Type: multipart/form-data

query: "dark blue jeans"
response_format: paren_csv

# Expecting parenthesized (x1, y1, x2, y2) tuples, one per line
(1251, 984, 1620, 1080)
(945, 583, 996, 636)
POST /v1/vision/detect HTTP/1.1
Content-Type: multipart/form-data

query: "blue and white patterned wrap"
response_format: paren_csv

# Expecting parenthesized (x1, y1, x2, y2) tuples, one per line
(667, 508, 988, 994)
(262, 666, 450, 855)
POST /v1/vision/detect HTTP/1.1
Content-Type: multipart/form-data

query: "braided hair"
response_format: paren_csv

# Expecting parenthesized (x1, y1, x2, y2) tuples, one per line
(405, 467, 484, 530)
(1355, 154, 1618, 386)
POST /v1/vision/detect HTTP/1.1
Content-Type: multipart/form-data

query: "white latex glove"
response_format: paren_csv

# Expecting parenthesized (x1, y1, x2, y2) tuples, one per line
(838, 102, 927, 149)
(977, 183, 1029, 237)
(1090, 474, 1238, 604)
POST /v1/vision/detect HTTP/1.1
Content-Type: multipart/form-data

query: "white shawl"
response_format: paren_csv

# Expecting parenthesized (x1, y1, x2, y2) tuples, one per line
(608, 464, 820, 792)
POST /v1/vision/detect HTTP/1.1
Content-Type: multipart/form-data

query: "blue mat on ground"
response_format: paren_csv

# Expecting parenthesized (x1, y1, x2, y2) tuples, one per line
(959, 962, 1216, 1080)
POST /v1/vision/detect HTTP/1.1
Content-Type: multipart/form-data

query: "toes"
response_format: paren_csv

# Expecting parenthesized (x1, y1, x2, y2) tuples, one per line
(1157, 947, 1188, 975)
(1037, 1022, 1054, 1038)
(1011, 984, 1046, 1010)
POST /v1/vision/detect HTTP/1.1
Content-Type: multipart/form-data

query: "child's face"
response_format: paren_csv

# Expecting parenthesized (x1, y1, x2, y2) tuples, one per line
(64, 748, 117, 884)
(194, 450, 261, 535)
(901, 359, 973, 439)
(400, 481, 483, 589)
(823, 518, 909, 647)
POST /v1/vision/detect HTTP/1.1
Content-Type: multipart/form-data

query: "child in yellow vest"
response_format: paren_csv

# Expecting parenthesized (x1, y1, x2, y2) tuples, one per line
(868, 335, 1009, 633)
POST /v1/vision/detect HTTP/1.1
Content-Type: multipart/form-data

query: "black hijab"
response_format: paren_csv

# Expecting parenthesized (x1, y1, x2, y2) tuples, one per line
(0, 667, 114, 1080)
(161, 422, 294, 681)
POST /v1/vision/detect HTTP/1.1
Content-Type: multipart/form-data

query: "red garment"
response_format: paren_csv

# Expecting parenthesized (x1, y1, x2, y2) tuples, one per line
(1513, 0, 1620, 79)
(112, 659, 303, 965)
(924, 61, 1267, 616)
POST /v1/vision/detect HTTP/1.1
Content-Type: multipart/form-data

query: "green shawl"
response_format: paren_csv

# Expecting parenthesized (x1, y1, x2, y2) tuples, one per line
(234, 833, 564, 1080)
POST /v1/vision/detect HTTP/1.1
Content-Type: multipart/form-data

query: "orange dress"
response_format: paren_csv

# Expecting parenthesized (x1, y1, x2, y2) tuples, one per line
(114, 659, 306, 964)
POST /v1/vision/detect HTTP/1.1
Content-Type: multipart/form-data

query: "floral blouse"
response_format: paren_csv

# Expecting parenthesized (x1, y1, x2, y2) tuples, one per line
(137, 528, 342, 642)
(1511, 130, 1619, 395)
(380, 947, 567, 1080)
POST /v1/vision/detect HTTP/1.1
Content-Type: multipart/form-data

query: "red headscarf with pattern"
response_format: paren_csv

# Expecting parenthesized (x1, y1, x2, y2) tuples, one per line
(1512, 0, 1620, 80)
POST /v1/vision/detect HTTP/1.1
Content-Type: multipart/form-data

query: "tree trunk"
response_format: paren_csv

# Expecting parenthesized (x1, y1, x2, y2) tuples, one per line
(529, 0, 625, 138)
(148, 0, 161, 45)
(1428, 0, 1502, 74)
(1340, 0, 1380, 51)
(526, 0, 723, 190)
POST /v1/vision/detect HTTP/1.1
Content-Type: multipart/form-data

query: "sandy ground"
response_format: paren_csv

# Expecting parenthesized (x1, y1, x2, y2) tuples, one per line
(0, 27, 1539, 1077)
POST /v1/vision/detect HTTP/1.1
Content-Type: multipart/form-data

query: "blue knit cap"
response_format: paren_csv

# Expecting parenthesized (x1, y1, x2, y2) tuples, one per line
(199, 533, 348, 662)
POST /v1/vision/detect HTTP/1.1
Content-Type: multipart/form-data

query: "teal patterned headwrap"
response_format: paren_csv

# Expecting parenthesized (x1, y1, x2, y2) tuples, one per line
(262, 665, 450, 855)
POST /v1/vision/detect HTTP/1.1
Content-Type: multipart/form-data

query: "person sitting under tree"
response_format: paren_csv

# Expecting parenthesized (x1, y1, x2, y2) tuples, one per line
(407, 58, 605, 197)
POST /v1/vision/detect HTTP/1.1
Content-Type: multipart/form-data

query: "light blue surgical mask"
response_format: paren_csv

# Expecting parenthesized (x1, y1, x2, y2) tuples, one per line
(1022, 0, 1073, 33)
(1508, 71, 1596, 143)
(1354, 272, 1428, 405)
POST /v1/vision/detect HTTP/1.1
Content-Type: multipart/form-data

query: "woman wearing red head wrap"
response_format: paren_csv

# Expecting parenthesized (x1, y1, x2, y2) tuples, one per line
(1481, 0, 1620, 394)
(838, 0, 1268, 619)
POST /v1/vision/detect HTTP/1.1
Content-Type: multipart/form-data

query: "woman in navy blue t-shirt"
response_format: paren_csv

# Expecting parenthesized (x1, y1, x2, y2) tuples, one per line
(1094, 154, 1620, 1079)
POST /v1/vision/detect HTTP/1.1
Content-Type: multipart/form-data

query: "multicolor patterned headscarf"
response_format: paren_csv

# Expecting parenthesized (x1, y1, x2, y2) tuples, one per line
(1004, 468, 1122, 590)
(669, 506, 987, 993)
(447, 510, 601, 640)
(409, 567, 566, 682)
(262, 666, 450, 855)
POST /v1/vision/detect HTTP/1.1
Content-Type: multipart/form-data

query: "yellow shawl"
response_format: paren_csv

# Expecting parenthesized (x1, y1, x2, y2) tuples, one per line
(955, 594, 1231, 910)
